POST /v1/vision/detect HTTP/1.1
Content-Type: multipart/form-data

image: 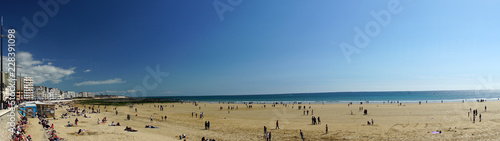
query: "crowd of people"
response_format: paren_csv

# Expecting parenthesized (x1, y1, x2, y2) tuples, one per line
(470, 107, 484, 123)
(39, 115, 63, 141)
(311, 116, 321, 125)
(11, 115, 30, 141)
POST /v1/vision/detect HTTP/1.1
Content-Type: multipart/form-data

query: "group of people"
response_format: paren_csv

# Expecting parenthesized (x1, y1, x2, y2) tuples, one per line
(311, 116, 321, 125)
(154, 104, 165, 111)
(262, 126, 272, 141)
(470, 108, 483, 123)
(367, 119, 374, 125)
(11, 115, 30, 141)
(297, 105, 310, 110)
(110, 121, 121, 126)
(39, 115, 62, 141)
(191, 112, 204, 119)
(303, 110, 314, 115)
(204, 121, 211, 130)
(98, 117, 107, 124)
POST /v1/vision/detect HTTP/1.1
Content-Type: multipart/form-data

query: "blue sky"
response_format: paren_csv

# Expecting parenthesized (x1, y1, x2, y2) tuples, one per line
(1, 0, 500, 96)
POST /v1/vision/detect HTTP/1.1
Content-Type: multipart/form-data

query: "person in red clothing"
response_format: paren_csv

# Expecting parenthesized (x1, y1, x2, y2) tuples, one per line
(275, 120, 279, 129)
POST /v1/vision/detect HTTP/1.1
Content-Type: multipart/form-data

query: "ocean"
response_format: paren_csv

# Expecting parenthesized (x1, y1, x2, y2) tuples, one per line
(151, 90, 500, 104)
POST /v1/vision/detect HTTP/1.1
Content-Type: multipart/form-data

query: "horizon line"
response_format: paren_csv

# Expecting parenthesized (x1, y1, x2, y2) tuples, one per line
(125, 89, 496, 97)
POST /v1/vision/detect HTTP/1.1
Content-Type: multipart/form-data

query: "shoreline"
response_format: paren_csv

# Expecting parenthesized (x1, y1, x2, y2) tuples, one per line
(182, 98, 498, 104)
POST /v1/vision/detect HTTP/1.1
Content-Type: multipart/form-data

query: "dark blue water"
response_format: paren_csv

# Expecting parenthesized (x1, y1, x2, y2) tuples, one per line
(148, 90, 500, 103)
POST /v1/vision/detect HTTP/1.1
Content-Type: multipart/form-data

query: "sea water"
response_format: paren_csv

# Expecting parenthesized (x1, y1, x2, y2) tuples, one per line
(151, 90, 500, 104)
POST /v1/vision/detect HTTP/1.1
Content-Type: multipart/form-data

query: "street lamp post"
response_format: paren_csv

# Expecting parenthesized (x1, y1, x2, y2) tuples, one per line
(0, 16, 5, 110)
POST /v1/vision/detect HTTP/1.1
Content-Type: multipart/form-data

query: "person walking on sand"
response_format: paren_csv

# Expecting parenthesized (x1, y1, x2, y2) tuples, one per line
(300, 129, 304, 141)
(276, 120, 280, 129)
(264, 126, 267, 134)
(479, 114, 482, 122)
(326, 124, 328, 134)
(268, 132, 272, 141)
(371, 119, 374, 125)
(75, 118, 79, 125)
(97, 118, 100, 124)
(150, 115, 153, 122)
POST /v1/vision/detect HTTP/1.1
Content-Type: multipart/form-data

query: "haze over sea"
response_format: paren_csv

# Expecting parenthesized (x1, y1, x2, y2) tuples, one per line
(149, 90, 500, 104)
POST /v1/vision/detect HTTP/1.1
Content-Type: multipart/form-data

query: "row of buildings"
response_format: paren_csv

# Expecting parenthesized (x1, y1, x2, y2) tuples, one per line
(1, 72, 95, 101)
(33, 86, 95, 100)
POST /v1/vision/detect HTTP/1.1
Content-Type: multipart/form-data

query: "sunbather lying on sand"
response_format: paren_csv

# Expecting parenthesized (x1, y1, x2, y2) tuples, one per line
(124, 126, 138, 132)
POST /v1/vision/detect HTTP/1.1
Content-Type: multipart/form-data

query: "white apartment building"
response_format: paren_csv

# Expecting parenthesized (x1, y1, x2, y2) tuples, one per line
(34, 86, 47, 100)
(23, 77, 34, 101)
(68, 91, 76, 98)
(48, 88, 60, 100)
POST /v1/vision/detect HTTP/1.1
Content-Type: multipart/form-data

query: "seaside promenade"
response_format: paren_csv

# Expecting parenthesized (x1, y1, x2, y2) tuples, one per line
(0, 108, 14, 141)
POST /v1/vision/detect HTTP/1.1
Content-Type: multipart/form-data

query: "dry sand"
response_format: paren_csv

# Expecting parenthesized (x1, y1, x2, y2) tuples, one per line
(25, 100, 500, 141)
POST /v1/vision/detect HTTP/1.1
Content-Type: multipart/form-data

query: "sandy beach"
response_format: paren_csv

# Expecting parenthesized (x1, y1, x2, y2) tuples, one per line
(23, 100, 500, 141)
